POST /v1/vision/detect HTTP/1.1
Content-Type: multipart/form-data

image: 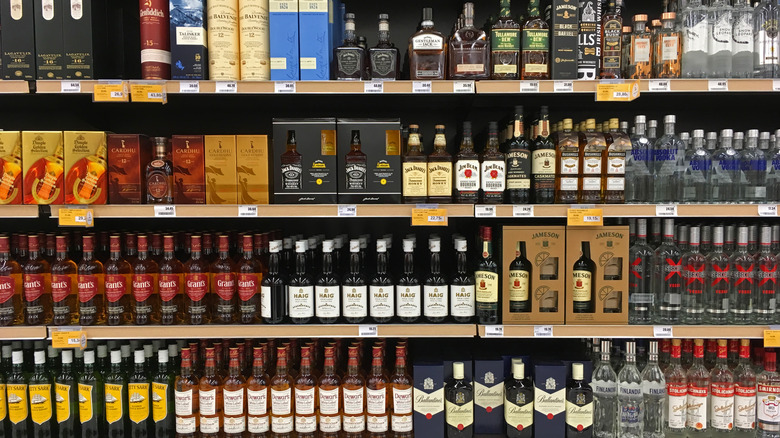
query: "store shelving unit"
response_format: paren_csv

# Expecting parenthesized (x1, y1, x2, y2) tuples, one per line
(477, 325, 771, 339)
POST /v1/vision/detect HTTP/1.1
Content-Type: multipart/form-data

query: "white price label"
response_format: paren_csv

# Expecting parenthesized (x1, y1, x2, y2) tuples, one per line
(110, 91, 124, 98)
(774, 80, 780, 91)
(554, 81, 574, 92)
(653, 326, 674, 338)
(412, 81, 432, 93)
(216, 81, 238, 93)
(513, 205, 534, 217)
(475, 205, 496, 217)
(584, 215, 601, 223)
(338, 205, 357, 217)
(453, 81, 475, 93)
(534, 325, 553, 337)
(708, 80, 728, 91)
(154, 205, 177, 217)
(520, 81, 540, 93)
(759, 204, 778, 217)
(364, 81, 383, 93)
(61, 81, 81, 93)
(613, 91, 630, 99)
(148, 92, 164, 100)
(655, 204, 678, 217)
(428, 215, 446, 223)
(238, 205, 258, 217)
(274, 81, 296, 93)
(359, 325, 378, 337)
(648, 80, 670, 92)
(484, 325, 504, 337)
(179, 81, 200, 93)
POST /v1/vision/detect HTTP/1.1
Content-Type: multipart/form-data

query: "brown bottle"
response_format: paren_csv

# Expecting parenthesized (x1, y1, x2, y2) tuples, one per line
(22, 234, 52, 325)
(345, 130, 368, 193)
(104, 235, 132, 326)
(184, 235, 211, 325)
(402, 125, 428, 204)
(51, 235, 78, 326)
(131, 235, 160, 325)
(342, 346, 366, 436)
(77, 235, 106, 325)
(198, 347, 223, 438)
(390, 345, 413, 437)
(174, 347, 199, 437)
(270, 347, 294, 435)
(246, 346, 270, 436)
(158, 235, 184, 325)
(366, 345, 389, 436)
(280, 130, 303, 192)
(0, 236, 22, 326)
(211, 235, 237, 324)
(236, 235, 262, 324)
(223, 347, 247, 437)
(427, 125, 453, 203)
(294, 346, 317, 437)
(600, 0, 624, 78)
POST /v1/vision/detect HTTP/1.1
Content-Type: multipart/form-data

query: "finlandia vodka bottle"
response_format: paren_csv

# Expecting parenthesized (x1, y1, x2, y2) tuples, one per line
(732, 0, 755, 77)
(707, 0, 733, 77)
(592, 339, 618, 438)
(681, 227, 707, 324)
(711, 129, 742, 203)
(641, 341, 665, 438)
(686, 339, 710, 436)
(682, 130, 712, 203)
(629, 219, 654, 324)
(767, 131, 780, 202)
(709, 339, 735, 435)
(618, 341, 643, 438)
(742, 129, 769, 203)
(755, 225, 778, 324)
(705, 226, 731, 324)
(664, 339, 687, 438)
(654, 219, 682, 324)
(730, 226, 755, 324)
(733, 339, 757, 438)
(681, 0, 709, 77)
(754, 0, 780, 78)
(653, 115, 685, 203)
(757, 350, 780, 438)
(627, 115, 654, 203)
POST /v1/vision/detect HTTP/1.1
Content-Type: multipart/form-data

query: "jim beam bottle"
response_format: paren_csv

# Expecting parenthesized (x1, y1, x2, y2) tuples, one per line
(455, 122, 480, 204)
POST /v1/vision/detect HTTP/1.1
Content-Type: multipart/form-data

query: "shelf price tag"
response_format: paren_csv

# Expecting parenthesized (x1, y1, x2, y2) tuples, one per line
(774, 80, 780, 91)
(238, 205, 258, 217)
(338, 205, 357, 217)
(759, 204, 778, 217)
(453, 81, 475, 94)
(595, 80, 640, 102)
(412, 208, 448, 226)
(655, 204, 678, 217)
(51, 327, 86, 350)
(58, 208, 94, 228)
(520, 81, 540, 93)
(364, 81, 383, 93)
(154, 205, 176, 217)
(475, 205, 496, 218)
(567, 208, 603, 226)
(534, 325, 553, 337)
(412, 81, 432, 94)
(359, 325, 378, 337)
(179, 81, 200, 94)
(708, 80, 729, 91)
(766, 330, 780, 347)
(130, 83, 166, 103)
(61, 81, 81, 93)
(513, 205, 534, 217)
(554, 81, 574, 93)
(648, 80, 671, 92)
(484, 325, 504, 337)
(216, 81, 239, 93)
(653, 326, 674, 338)
(93, 82, 128, 102)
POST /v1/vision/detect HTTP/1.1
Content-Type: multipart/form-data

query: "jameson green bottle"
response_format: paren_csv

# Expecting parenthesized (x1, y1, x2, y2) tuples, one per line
(29, 350, 56, 438)
(103, 350, 128, 437)
(128, 350, 150, 437)
(55, 350, 78, 438)
(78, 350, 103, 438)
(152, 349, 174, 438)
(7, 350, 29, 438)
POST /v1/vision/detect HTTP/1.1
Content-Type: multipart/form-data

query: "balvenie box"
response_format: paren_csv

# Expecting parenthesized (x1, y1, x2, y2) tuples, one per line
(172, 135, 206, 204)
(336, 118, 401, 204)
(2, 0, 36, 80)
(207, 0, 240, 80)
(61, 0, 106, 79)
(272, 118, 337, 204)
(170, 0, 208, 80)
(577, 0, 602, 80)
(413, 363, 445, 438)
(205, 135, 238, 204)
(238, 0, 270, 81)
(236, 135, 270, 204)
(566, 225, 629, 324)
(0, 132, 23, 205)
(298, 0, 329, 80)
(269, 0, 299, 80)
(107, 134, 152, 204)
(34, 0, 65, 79)
(22, 131, 64, 205)
(551, 0, 578, 80)
(474, 359, 504, 434)
(64, 131, 107, 205)
(534, 361, 566, 438)
(503, 226, 565, 325)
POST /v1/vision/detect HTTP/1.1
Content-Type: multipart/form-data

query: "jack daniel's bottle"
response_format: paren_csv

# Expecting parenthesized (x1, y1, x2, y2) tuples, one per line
(345, 130, 367, 191)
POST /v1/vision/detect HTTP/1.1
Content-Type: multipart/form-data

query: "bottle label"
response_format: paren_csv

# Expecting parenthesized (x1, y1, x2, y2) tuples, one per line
(451, 284, 475, 317)
(572, 270, 592, 302)
(289, 285, 314, 318)
(200, 416, 220, 433)
(247, 388, 268, 415)
(213, 272, 236, 301)
(343, 414, 365, 432)
(709, 13, 732, 54)
(237, 273, 259, 302)
(633, 37, 651, 63)
(174, 389, 193, 416)
(104, 274, 128, 303)
(51, 274, 70, 303)
(532, 150, 556, 177)
(592, 379, 617, 396)
(367, 412, 389, 432)
(224, 416, 246, 434)
(662, 36, 680, 61)
(522, 28, 549, 51)
(393, 387, 412, 414)
(505, 149, 531, 189)
(607, 151, 626, 175)
(606, 177, 624, 191)
(582, 177, 601, 191)
(295, 413, 317, 433)
(412, 34, 444, 50)
(481, 160, 506, 192)
(733, 14, 753, 52)
(455, 159, 480, 191)
(343, 387, 364, 414)
(295, 387, 315, 415)
(561, 177, 578, 191)
(582, 151, 603, 174)
(316, 285, 340, 318)
(560, 152, 579, 175)
(445, 400, 474, 430)
(474, 381, 503, 410)
(23, 273, 45, 303)
(534, 386, 564, 416)
(684, 19, 708, 53)
(370, 50, 397, 77)
(566, 400, 593, 430)
(319, 387, 340, 415)
(158, 273, 180, 302)
(132, 273, 154, 302)
(475, 271, 499, 304)
(281, 163, 302, 190)
(260, 285, 271, 318)
(0, 383, 6, 422)
(509, 270, 529, 302)
(758, 385, 780, 423)
(601, 19, 622, 69)
(710, 382, 735, 430)
(492, 29, 520, 51)
(396, 285, 421, 318)
(735, 385, 756, 430)
(427, 162, 453, 197)
(424, 284, 448, 317)
(176, 416, 197, 434)
(413, 387, 445, 416)
(184, 273, 208, 302)
(346, 163, 367, 190)
(128, 382, 150, 423)
(320, 413, 341, 432)
(367, 387, 387, 415)
(29, 383, 52, 425)
(392, 413, 413, 432)
(152, 382, 169, 423)
(619, 384, 641, 424)
(343, 285, 368, 318)
(248, 413, 270, 433)
(78, 383, 94, 423)
(402, 163, 427, 198)
(687, 385, 708, 430)
(104, 383, 124, 424)
(199, 388, 216, 416)
(505, 397, 533, 432)
(8, 383, 27, 424)
(271, 387, 292, 415)
(370, 285, 394, 318)
(223, 388, 244, 416)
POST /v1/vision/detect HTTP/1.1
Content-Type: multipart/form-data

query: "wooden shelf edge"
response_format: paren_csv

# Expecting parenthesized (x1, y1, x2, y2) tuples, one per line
(479, 325, 768, 339)
(0, 80, 30, 93)
(0, 205, 40, 218)
(0, 326, 48, 340)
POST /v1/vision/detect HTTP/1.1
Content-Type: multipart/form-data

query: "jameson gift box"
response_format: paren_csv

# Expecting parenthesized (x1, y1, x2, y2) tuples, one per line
(2, 0, 36, 79)
(172, 135, 206, 204)
(64, 131, 108, 205)
(236, 135, 270, 204)
(22, 131, 65, 205)
(0, 132, 23, 205)
(107, 135, 152, 204)
(204, 135, 238, 204)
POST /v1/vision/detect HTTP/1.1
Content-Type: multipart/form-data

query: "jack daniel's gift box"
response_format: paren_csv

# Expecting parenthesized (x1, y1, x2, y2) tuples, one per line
(272, 118, 337, 204)
(336, 118, 401, 204)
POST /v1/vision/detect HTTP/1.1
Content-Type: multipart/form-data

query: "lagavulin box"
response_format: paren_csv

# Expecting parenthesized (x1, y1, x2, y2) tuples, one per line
(172, 135, 206, 204)
(2, 0, 36, 79)
(107, 134, 152, 204)
(577, 0, 601, 80)
(64, 131, 107, 205)
(413, 362, 445, 438)
(170, 0, 208, 80)
(298, 0, 329, 80)
(61, 0, 102, 79)
(239, 0, 270, 81)
(534, 361, 566, 438)
(204, 135, 238, 204)
(34, 0, 65, 79)
(474, 359, 504, 434)
(269, 0, 299, 80)
(0, 132, 23, 205)
(551, 0, 578, 80)
(22, 131, 65, 205)
(236, 135, 270, 204)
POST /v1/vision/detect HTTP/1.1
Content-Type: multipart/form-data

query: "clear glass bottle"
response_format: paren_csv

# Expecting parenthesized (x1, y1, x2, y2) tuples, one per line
(757, 350, 780, 437)
(641, 341, 666, 438)
(627, 115, 654, 203)
(618, 341, 643, 438)
(665, 339, 688, 437)
(593, 339, 618, 438)
(742, 129, 768, 203)
(730, 226, 755, 324)
(709, 339, 735, 435)
(705, 226, 731, 324)
(628, 14, 652, 79)
(732, 0, 755, 78)
(334, 13, 366, 80)
(654, 219, 682, 324)
(681, 0, 708, 78)
(653, 115, 685, 203)
(654, 12, 682, 77)
(408, 8, 447, 80)
(707, 0, 733, 78)
(711, 129, 743, 203)
(686, 339, 710, 436)
(753, 0, 780, 78)
(629, 219, 655, 324)
(681, 227, 707, 324)
(682, 130, 712, 203)
(755, 226, 777, 324)
(733, 339, 756, 437)
(448, 2, 490, 79)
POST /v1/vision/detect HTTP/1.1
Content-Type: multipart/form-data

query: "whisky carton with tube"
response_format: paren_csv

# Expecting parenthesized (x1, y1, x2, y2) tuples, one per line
(2, 0, 36, 79)
(107, 134, 153, 204)
(64, 131, 108, 205)
(172, 135, 206, 204)
(204, 135, 238, 204)
(0, 132, 23, 205)
(34, 0, 65, 79)
(534, 361, 566, 437)
(22, 131, 65, 205)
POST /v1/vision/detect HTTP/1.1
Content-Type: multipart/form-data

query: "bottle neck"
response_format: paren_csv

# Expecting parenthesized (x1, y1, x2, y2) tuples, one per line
(376, 251, 387, 275)
(664, 122, 675, 136)
(268, 252, 280, 274)
(350, 252, 361, 274)
(296, 252, 307, 275)
(321, 252, 333, 275)
(457, 250, 468, 274)
(403, 251, 414, 275)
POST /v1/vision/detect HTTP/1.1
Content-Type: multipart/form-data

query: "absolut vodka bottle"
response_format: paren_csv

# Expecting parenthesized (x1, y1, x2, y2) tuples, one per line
(629, 219, 654, 324)
(682, 130, 712, 203)
(754, 225, 777, 324)
(653, 116, 685, 203)
(681, 227, 707, 324)
(730, 226, 755, 324)
(742, 129, 769, 203)
(681, 0, 709, 78)
(592, 339, 618, 438)
(627, 115, 654, 203)
(705, 226, 731, 324)
(641, 341, 666, 438)
(707, 0, 733, 78)
(618, 341, 643, 438)
(654, 219, 682, 324)
(711, 129, 743, 203)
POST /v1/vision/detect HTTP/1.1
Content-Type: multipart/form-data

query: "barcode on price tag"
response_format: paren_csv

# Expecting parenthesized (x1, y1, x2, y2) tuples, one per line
(216, 81, 238, 93)
(708, 80, 728, 91)
(180, 81, 200, 93)
(520, 81, 539, 93)
(238, 205, 258, 217)
(656, 204, 678, 217)
(484, 325, 504, 337)
(513, 205, 534, 217)
(453, 81, 475, 93)
(554, 81, 574, 92)
(648, 80, 670, 92)
(61, 81, 81, 93)
(475, 205, 496, 217)
(154, 205, 176, 217)
(364, 81, 383, 93)
(534, 325, 553, 337)
(653, 326, 673, 338)
(759, 204, 778, 216)
(412, 81, 432, 93)
(359, 325, 378, 337)
(338, 205, 357, 217)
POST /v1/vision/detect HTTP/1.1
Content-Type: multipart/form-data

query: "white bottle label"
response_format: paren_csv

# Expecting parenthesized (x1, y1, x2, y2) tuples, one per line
(319, 387, 340, 415)
(709, 13, 733, 54)
(174, 389, 193, 416)
(343, 285, 368, 318)
(367, 413, 389, 432)
(320, 414, 341, 433)
(396, 285, 421, 317)
(370, 285, 394, 318)
(260, 286, 271, 318)
(733, 15, 754, 53)
(199, 389, 216, 415)
(295, 414, 317, 433)
(455, 159, 480, 191)
(662, 36, 680, 60)
(424, 285, 448, 317)
(392, 413, 413, 432)
(344, 387, 364, 415)
(667, 384, 687, 429)
(289, 286, 314, 318)
(710, 383, 734, 430)
(315, 285, 340, 318)
(686, 386, 708, 430)
(684, 19, 709, 53)
(271, 388, 292, 415)
(200, 416, 220, 433)
(393, 387, 413, 414)
(247, 388, 268, 415)
(295, 387, 315, 415)
(582, 177, 602, 190)
(757, 384, 780, 423)
(223, 416, 245, 434)
(582, 156, 602, 174)
(634, 37, 651, 63)
(343, 414, 365, 432)
(367, 387, 387, 415)
(271, 414, 293, 433)
(755, 30, 780, 66)
(223, 389, 244, 416)
(176, 416, 196, 433)
(450, 285, 475, 317)
(565, 401, 593, 429)
(561, 177, 578, 191)
(481, 160, 506, 192)
(734, 384, 756, 430)
(247, 415, 269, 433)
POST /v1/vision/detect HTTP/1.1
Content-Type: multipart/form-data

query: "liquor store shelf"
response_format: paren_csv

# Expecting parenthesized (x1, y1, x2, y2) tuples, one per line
(478, 325, 772, 339)
(0, 205, 43, 218)
(0, 326, 47, 340)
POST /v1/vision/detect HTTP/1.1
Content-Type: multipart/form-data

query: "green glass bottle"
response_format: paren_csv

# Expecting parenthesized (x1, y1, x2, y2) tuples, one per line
(55, 350, 78, 438)
(152, 349, 174, 438)
(0, 356, 8, 437)
(103, 350, 128, 437)
(7, 350, 28, 438)
(28, 350, 55, 438)
(78, 350, 103, 438)
(128, 350, 150, 438)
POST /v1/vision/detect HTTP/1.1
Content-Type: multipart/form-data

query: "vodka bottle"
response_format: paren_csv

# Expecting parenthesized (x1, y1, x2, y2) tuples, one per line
(711, 129, 742, 203)
(641, 341, 665, 438)
(647, 120, 659, 144)
(686, 339, 710, 436)
(705, 226, 731, 324)
(681, 0, 709, 78)
(730, 226, 755, 324)
(735, 131, 746, 152)
(660, 340, 671, 372)
(651, 218, 662, 249)
(593, 339, 618, 438)
(742, 129, 769, 203)
(677, 224, 689, 253)
(755, 225, 778, 324)
(681, 227, 707, 324)
(754, 0, 780, 78)
(757, 350, 780, 438)
(733, 339, 756, 437)
(682, 130, 712, 203)
(626, 115, 654, 204)
(654, 219, 682, 324)
(769, 133, 780, 202)
(707, 0, 733, 78)
(618, 341, 643, 438)
(706, 131, 719, 154)
(732, 0, 755, 78)
(664, 339, 687, 438)
(629, 219, 654, 324)
(701, 225, 713, 254)
(726, 225, 737, 253)
(653, 115, 685, 203)
(773, 225, 780, 254)
(709, 339, 735, 435)
(750, 224, 760, 253)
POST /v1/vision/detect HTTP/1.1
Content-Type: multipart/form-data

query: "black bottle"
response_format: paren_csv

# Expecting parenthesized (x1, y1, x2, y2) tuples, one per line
(505, 106, 532, 204)
(315, 240, 340, 324)
(450, 238, 475, 323)
(509, 241, 532, 313)
(504, 360, 533, 438)
(342, 239, 368, 324)
(261, 240, 287, 324)
(424, 238, 448, 323)
(475, 227, 499, 324)
(445, 361, 473, 438)
(370, 239, 394, 323)
(288, 240, 314, 324)
(396, 238, 421, 323)
(565, 363, 593, 438)
(572, 241, 596, 313)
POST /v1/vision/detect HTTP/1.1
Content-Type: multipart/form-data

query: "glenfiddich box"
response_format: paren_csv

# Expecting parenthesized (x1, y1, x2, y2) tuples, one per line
(298, 0, 329, 80)
(107, 134, 152, 204)
(272, 118, 337, 204)
(22, 131, 64, 205)
(2, 0, 36, 79)
(551, 0, 578, 80)
(577, 0, 602, 80)
(34, 0, 65, 79)
(172, 135, 206, 204)
(236, 135, 270, 204)
(0, 132, 23, 205)
(413, 363, 445, 437)
(566, 225, 629, 324)
(534, 361, 566, 438)
(64, 131, 107, 205)
(239, 0, 270, 81)
(269, 0, 299, 80)
(207, 0, 240, 80)
(170, 0, 208, 80)
(502, 226, 565, 325)
(336, 118, 401, 204)
(474, 359, 504, 434)
(204, 135, 238, 204)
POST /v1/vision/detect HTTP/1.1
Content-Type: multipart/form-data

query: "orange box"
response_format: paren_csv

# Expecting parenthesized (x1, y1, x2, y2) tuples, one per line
(172, 135, 206, 204)
(205, 135, 238, 204)
(0, 132, 23, 205)
(64, 131, 108, 204)
(22, 131, 64, 205)
(236, 135, 269, 204)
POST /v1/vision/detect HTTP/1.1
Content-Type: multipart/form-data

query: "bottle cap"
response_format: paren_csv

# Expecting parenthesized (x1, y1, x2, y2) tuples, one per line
(422, 7, 433, 21)
(135, 350, 145, 364)
(322, 240, 334, 253)
(693, 129, 704, 138)
(662, 12, 676, 20)
(144, 344, 153, 358)
(455, 239, 467, 252)
(633, 14, 647, 21)
(158, 349, 169, 363)
(403, 239, 414, 252)
(761, 131, 770, 140)
(111, 350, 122, 364)
(269, 240, 282, 253)
(47, 345, 58, 358)
(295, 240, 306, 253)
(377, 240, 387, 253)
(572, 363, 584, 380)
(721, 129, 733, 137)
(168, 344, 178, 358)
(350, 239, 360, 253)
(61, 350, 73, 364)
(11, 351, 22, 364)
(664, 115, 675, 123)
(34, 350, 45, 364)
(513, 362, 524, 380)
(453, 362, 465, 380)
(635, 115, 646, 123)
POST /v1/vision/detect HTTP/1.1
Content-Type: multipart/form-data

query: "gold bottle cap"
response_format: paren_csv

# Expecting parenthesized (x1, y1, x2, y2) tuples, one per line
(661, 12, 676, 20)
(586, 119, 596, 130)
(610, 118, 619, 130)
(652, 19, 662, 26)
(623, 26, 632, 33)
(563, 119, 573, 130)
(634, 14, 648, 21)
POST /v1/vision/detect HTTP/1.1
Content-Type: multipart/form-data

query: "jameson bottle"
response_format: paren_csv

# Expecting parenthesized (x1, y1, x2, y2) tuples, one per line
(55, 350, 77, 438)
(572, 242, 596, 313)
(475, 227, 499, 324)
(531, 106, 555, 204)
(505, 106, 532, 204)
(508, 241, 531, 313)
(78, 350, 103, 438)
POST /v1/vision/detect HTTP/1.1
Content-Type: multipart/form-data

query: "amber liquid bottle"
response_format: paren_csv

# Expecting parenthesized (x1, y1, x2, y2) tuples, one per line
(184, 235, 211, 325)
(132, 235, 160, 325)
(223, 347, 247, 437)
(198, 347, 222, 438)
(600, 0, 624, 78)
(237, 235, 262, 324)
(51, 235, 77, 325)
(580, 119, 606, 203)
(211, 235, 237, 324)
(480, 122, 506, 204)
(175, 348, 199, 438)
(520, 0, 550, 79)
(454, 122, 480, 204)
(342, 346, 366, 437)
(531, 107, 555, 204)
(23, 234, 52, 325)
(294, 347, 317, 437)
(246, 346, 270, 437)
(158, 235, 184, 325)
(427, 125, 453, 203)
(402, 125, 428, 204)
(345, 130, 368, 193)
(0, 236, 22, 326)
(572, 241, 596, 313)
(366, 345, 389, 436)
(77, 235, 106, 325)
(318, 346, 341, 437)
(104, 235, 132, 326)
(270, 347, 294, 436)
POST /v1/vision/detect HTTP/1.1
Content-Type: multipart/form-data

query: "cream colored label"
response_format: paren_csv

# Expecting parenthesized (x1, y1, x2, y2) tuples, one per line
(474, 382, 503, 409)
(29, 384, 52, 425)
(662, 36, 679, 61)
(300, 58, 317, 69)
(427, 162, 452, 197)
(505, 398, 533, 430)
(572, 270, 592, 302)
(494, 64, 517, 74)
(413, 387, 444, 416)
(239, 0, 271, 81)
(566, 401, 593, 429)
(403, 163, 427, 197)
(208, 0, 241, 80)
(270, 57, 286, 70)
(445, 400, 474, 428)
(532, 150, 556, 175)
(269, 0, 297, 12)
(633, 38, 651, 63)
(475, 271, 499, 303)
(509, 270, 530, 302)
(535, 388, 565, 416)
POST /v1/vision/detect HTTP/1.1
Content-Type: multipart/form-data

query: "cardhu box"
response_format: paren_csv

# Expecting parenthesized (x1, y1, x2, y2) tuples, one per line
(551, 0, 579, 80)
(22, 131, 64, 205)
(269, 0, 299, 80)
(170, 0, 208, 80)
(2, 0, 36, 79)
(236, 135, 270, 204)
(534, 361, 566, 438)
(172, 135, 206, 204)
(577, 0, 602, 80)
(107, 134, 152, 204)
(336, 118, 401, 204)
(298, 0, 329, 80)
(0, 132, 23, 205)
(34, 0, 65, 79)
(204, 135, 238, 204)
(474, 359, 504, 434)
(64, 131, 107, 205)
(503, 226, 565, 325)
(413, 363, 445, 438)
(272, 118, 337, 204)
(566, 225, 629, 324)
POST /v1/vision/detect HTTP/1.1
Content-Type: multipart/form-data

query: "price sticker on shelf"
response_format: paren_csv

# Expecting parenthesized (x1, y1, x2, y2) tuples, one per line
(595, 80, 640, 102)
(364, 81, 384, 93)
(765, 330, 780, 347)
(412, 208, 448, 226)
(154, 205, 176, 217)
(216, 81, 238, 93)
(653, 326, 674, 338)
(61, 81, 81, 93)
(93, 82, 128, 102)
(58, 208, 94, 228)
(484, 325, 504, 337)
(567, 208, 603, 226)
(51, 328, 86, 350)
(453, 81, 475, 94)
(359, 325, 378, 337)
(274, 81, 296, 93)
(130, 83, 166, 103)
(475, 205, 496, 218)
(338, 205, 357, 217)
(759, 204, 778, 217)
(520, 81, 540, 93)
(708, 80, 729, 91)
(179, 81, 200, 93)
(534, 325, 553, 337)
(554, 81, 574, 93)
(412, 81, 432, 94)
(774, 80, 780, 91)
(648, 79, 671, 92)
(655, 204, 678, 217)
(238, 205, 258, 217)
(513, 205, 534, 217)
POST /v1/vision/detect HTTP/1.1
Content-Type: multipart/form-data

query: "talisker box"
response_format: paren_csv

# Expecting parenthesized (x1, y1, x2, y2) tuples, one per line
(272, 118, 337, 204)
(269, 0, 299, 80)
(107, 134, 152, 204)
(474, 359, 504, 434)
(64, 131, 108, 205)
(172, 135, 206, 204)
(236, 135, 270, 204)
(205, 135, 238, 204)
(336, 118, 401, 204)
(502, 226, 565, 325)
(551, 0, 578, 80)
(34, 0, 65, 79)
(170, 0, 208, 80)
(577, 0, 602, 80)
(534, 361, 566, 438)
(0, 132, 23, 205)
(298, 0, 329, 80)
(22, 131, 65, 205)
(2, 0, 36, 79)
(413, 363, 445, 438)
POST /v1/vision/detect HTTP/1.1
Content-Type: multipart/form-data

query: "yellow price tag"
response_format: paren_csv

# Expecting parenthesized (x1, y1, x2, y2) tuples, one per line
(130, 83, 166, 103)
(52, 331, 86, 350)
(567, 208, 604, 226)
(411, 208, 448, 226)
(765, 330, 780, 347)
(596, 80, 640, 102)
(93, 82, 128, 102)
(58, 208, 94, 227)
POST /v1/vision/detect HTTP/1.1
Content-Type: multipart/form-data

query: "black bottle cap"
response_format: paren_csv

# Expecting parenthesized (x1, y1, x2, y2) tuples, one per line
(422, 7, 433, 21)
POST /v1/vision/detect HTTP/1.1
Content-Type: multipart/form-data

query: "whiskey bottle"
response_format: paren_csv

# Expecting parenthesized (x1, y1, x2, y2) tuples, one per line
(317, 346, 341, 437)
(343, 239, 368, 324)
(509, 241, 531, 313)
(342, 345, 366, 435)
(174, 348, 199, 437)
(366, 346, 389, 435)
(580, 119, 607, 203)
(199, 348, 222, 437)
(345, 130, 368, 192)
(480, 122, 506, 204)
(51, 235, 77, 326)
(288, 240, 314, 324)
(145, 137, 174, 204)
(451, 238, 475, 323)
(445, 362, 473, 438)
(370, 239, 395, 324)
(455, 122, 480, 204)
(128, 350, 151, 437)
(654, 12, 681, 78)
(504, 361, 533, 437)
(369, 14, 401, 80)
(247, 347, 270, 436)
(396, 238, 421, 323)
(104, 349, 128, 436)
(475, 227, 499, 324)
(390, 345, 413, 437)
(261, 240, 286, 324)
(294, 346, 316, 436)
(604, 119, 629, 204)
(491, 0, 521, 79)
(29, 349, 54, 437)
(600, 0, 623, 78)
(270, 347, 294, 435)
(236, 235, 261, 325)
(223, 348, 247, 436)
(55, 350, 76, 437)
(402, 125, 428, 204)
(280, 130, 303, 192)
(565, 363, 593, 438)
(150, 234, 163, 264)
(424, 238, 448, 323)
(520, 0, 550, 79)
(555, 118, 580, 203)
(131, 235, 159, 325)
(334, 13, 367, 80)
(152, 349, 174, 438)
(572, 241, 596, 313)
(313, 239, 339, 324)
(211, 235, 237, 324)
(409, 8, 447, 80)
(0, 137, 22, 204)
(184, 235, 211, 325)
(104, 235, 132, 326)
(686, 339, 710, 435)
(23, 234, 52, 325)
(627, 15, 652, 79)
(158, 235, 184, 325)
(8, 350, 28, 436)
(427, 125, 453, 203)
(0, 236, 22, 326)
(531, 107, 555, 203)
(505, 107, 531, 204)
(448, 2, 490, 79)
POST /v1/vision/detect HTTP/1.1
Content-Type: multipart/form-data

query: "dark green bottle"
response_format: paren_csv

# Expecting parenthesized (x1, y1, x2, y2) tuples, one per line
(7, 350, 29, 438)
(127, 350, 150, 438)
(152, 350, 174, 438)
(55, 350, 78, 438)
(77, 350, 103, 438)
(103, 350, 128, 437)
(28, 350, 56, 438)
(0, 361, 8, 437)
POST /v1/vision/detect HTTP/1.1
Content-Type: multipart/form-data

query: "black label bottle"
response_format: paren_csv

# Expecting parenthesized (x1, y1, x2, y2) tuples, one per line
(508, 241, 532, 313)
(104, 350, 128, 437)
(29, 349, 55, 438)
(315, 240, 340, 324)
(342, 240, 368, 324)
(370, 239, 395, 323)
(261, 240, 286, 324)
(566, 363, 593, 438)
(445, 362, 474, 438)
(288, 240, 314, 324)
(396, 238, 421, 323)
(450, 239, 475, 323)
(424, 238, 449, 323)
(55, 350, 77, 438)
(78, 350, 103, 438)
